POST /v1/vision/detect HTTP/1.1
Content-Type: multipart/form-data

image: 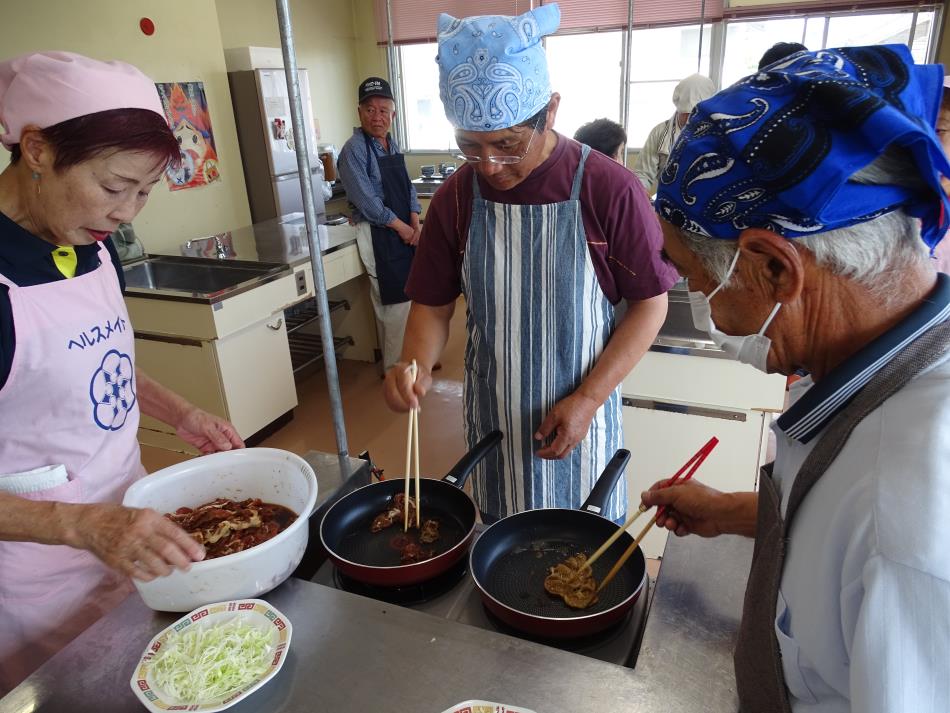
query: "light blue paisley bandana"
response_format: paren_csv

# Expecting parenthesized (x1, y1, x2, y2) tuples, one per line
(436, 4, 559, 132)
(655, 45, 950, 251)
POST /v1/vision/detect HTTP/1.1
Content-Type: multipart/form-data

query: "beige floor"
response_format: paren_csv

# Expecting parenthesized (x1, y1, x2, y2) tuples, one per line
(140, 303, 662, 578)
(141, 304, 469, 481)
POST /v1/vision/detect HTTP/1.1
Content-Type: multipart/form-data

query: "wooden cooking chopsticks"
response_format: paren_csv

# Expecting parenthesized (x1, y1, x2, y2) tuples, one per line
(594, 436, 720, 592)
(404, 360, 421, 531)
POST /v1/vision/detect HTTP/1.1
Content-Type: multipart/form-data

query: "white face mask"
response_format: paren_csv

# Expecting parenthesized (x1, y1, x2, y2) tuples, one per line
(688, 250, 781, 373)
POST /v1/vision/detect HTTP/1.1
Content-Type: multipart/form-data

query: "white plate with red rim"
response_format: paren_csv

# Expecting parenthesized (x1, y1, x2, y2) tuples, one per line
(130, 598, 292, 712)
(441, 702, 538, 713)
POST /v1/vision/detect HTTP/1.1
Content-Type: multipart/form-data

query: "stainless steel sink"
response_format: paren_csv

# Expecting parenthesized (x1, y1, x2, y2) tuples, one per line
(123, 255, 291, 303)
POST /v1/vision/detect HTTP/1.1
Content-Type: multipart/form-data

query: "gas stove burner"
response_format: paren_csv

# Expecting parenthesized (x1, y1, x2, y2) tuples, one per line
(333, 559, 469, 606)
(480, 605, 634, 654)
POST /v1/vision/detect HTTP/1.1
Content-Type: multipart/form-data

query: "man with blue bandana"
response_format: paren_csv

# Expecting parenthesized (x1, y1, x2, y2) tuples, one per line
(383, 4, 677, 523)
(641, 45, 950, 711)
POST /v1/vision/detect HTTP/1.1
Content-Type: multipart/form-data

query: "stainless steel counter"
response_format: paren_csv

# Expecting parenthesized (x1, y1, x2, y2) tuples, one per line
(0, 528, 752, 712)
(206, 213, 358, 269)
(412, 176, 447, 198)
(121, 215, 359, 305)
(653, 281, 733, 360)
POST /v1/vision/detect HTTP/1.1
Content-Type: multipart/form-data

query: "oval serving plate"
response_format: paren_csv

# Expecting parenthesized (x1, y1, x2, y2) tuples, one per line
(130, 599, 292, 713)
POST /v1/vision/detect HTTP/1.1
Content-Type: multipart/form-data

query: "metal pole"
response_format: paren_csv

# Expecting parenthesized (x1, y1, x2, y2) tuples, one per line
(275, 0, 349, 458)
(622, 0, 634, 165)
(386, 0, 395, 86)
(697, 0, 707, 73)
(385, 0, 407, 150)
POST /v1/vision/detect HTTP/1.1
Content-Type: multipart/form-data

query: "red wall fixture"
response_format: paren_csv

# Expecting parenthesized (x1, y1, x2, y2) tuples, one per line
(140, 17, 155, 36)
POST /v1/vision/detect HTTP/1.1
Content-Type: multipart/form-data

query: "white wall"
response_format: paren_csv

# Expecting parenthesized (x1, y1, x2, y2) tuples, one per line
(215, 0, 362, 151)
(0, 0, 253, 255)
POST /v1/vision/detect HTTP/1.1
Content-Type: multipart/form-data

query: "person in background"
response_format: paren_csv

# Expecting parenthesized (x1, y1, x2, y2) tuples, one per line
(384, 4, 676, 524)
(930, 75, 950, 272)
(0, 51, 244, 693)
(337, 76, 421, 371)
(634, 74, 716, 194)
(574, 118, 627, 163)
(758, 41, 808, 69)
(649, 45, 950, 711)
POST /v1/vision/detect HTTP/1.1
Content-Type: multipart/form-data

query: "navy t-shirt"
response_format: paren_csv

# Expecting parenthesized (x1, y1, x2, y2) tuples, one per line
(0, 211, 125, 390)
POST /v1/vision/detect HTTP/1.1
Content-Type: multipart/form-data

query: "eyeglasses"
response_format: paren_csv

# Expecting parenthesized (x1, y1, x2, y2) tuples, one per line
(454, 117, 544, 165)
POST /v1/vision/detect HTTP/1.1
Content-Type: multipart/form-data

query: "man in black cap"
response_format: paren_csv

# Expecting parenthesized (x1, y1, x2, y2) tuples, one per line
(337, 76, 421, 371)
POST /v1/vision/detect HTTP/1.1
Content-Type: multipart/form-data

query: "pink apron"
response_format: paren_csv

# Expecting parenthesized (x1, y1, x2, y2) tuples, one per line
(0, 242, 145, 693)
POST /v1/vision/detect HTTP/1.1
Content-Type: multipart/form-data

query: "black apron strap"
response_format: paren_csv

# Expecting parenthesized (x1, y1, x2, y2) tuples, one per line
(734, 319, 950, 712)
(363, 131, 415, 305)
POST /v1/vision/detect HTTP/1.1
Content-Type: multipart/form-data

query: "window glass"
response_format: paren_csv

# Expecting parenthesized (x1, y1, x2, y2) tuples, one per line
(721, 18, 806, 87)
(546, 31, 624, 140)
(399, 42, 453, 151)
(627, 25, 712, 148)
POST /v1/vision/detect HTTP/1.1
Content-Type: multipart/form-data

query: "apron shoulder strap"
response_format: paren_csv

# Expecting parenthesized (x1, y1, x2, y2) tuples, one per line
(571, 143, 591, 202)
(363, 130, 375, 175)
(783, 319, 950, 528)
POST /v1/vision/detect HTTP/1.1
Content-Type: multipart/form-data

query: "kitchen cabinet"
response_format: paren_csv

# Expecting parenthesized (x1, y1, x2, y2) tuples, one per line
(126, 218, 377, 453)
(418, 196, 432, 220)
(621, 349, 785, 559)
(134, 313, 296, 447)
(127, 267, 300, 452)
(411, 178, 444, 222)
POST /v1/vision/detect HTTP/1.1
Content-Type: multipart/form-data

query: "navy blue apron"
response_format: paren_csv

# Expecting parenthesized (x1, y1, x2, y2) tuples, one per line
(365, 132, 415, 305)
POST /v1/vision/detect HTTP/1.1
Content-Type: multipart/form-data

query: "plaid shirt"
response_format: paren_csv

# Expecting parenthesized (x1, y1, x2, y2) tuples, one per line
(337, 127, 420, 226)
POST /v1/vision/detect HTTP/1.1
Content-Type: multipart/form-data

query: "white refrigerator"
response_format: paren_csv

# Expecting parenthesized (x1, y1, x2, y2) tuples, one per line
(228, 68, 328, 223)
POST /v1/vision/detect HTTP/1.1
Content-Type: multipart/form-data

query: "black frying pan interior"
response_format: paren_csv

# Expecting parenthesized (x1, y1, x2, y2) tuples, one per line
(324, 479, 475, 567)
(472, 510, 646, 618)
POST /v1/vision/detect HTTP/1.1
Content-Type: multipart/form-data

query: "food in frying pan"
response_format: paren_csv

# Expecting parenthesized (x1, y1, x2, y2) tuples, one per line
(544, 553, 599, 609)
(399, 541, 436, 564)
(371, 493, 416, 532)
(419, 518, 441, 544)
(165, 498, 297, 560)
(371, 495, 443, 564)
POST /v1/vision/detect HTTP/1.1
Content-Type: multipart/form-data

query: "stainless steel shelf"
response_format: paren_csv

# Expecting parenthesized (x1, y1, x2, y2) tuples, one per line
(289, 333, 354, 375)
(285, 298, 349, 335)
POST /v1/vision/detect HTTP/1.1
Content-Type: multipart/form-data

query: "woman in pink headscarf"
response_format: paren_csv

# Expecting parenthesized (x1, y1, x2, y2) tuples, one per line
(0, 52, 244, 692)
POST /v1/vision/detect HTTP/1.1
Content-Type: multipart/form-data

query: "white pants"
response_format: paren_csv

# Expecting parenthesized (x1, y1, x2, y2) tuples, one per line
(355, 222, 411, 370)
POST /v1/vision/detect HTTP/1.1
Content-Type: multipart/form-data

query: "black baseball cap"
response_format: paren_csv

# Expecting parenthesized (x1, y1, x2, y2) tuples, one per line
(358, 76, 394, 103)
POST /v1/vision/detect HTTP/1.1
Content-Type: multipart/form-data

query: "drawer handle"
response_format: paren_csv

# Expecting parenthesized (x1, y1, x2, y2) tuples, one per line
(267, 318, 284, 331)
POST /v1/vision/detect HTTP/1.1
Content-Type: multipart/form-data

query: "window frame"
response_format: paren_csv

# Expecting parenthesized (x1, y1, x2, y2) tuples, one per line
(391, 3, 943, 154)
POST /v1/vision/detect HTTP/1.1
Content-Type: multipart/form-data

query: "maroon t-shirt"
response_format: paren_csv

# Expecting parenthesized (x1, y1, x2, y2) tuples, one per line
(406, 134, 679, 306)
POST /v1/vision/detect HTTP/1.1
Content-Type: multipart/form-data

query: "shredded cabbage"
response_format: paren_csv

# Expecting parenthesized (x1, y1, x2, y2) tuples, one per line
(151, 618, 274, 703)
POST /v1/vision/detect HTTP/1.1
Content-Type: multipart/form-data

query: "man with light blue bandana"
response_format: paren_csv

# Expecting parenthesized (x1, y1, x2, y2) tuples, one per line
(383, 4, 677, 523)
(641, 45, 950, 711)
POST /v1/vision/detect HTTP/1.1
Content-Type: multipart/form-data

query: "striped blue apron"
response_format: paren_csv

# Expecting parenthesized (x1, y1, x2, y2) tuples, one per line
(461, 144, 625, 522)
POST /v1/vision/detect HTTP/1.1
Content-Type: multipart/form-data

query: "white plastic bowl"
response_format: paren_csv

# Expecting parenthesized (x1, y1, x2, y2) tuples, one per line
(122, 448, 317, 612)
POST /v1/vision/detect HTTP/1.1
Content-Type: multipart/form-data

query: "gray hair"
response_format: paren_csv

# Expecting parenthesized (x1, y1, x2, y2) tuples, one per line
(679, 148, 933, 296)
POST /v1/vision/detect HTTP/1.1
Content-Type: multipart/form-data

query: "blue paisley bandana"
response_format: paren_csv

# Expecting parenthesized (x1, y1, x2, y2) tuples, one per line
(436, 4, 560, 132)
(655, 45, 950, 250)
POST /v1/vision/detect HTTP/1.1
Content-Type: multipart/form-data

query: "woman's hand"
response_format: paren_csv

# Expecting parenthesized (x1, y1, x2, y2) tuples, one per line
(383, 361, 432, 411)
(534, 392, 599, 460)
(136, 369, 244, 453)
(175, 407, 244, 454)
(64, 502, 205, 581)
(640, 481, 758, 538)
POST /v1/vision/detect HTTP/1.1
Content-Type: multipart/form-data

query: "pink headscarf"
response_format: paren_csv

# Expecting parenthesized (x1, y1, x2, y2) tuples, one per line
(0, 51, 165, 150)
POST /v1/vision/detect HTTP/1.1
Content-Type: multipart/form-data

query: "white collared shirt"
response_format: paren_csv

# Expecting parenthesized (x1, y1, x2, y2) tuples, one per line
(771, 274, 950, 712)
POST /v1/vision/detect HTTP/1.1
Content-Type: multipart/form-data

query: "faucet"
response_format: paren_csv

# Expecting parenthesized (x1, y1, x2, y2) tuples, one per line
(212, 235, 228, 259)
(182, 233, 232, 259)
